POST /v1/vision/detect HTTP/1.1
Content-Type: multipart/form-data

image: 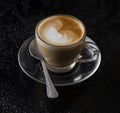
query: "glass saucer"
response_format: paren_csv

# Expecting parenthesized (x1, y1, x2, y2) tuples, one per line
(18, 36, 101, 86)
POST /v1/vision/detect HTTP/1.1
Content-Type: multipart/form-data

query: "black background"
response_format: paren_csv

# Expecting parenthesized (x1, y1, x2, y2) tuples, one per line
(0, 0, 120, 113)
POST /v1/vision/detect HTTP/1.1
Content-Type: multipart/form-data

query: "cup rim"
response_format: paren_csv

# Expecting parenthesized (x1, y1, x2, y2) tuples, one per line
(35, 14, 86, 47)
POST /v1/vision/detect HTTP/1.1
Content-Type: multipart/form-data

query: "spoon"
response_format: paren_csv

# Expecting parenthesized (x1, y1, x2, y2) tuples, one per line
(29, 39, 59, 98)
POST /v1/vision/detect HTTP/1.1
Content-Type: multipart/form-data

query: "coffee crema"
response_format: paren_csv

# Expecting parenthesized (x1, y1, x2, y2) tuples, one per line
(38, 15, 84, 46)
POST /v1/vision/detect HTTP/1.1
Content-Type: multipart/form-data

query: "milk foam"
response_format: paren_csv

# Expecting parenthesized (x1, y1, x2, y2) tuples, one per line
(44, 26, 79, 45)
(38, 16, 83, 46)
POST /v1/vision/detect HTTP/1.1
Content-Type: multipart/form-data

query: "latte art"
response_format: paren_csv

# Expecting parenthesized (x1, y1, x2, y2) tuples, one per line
(38, 15, 84, 46)
(44, 26, 80, 45)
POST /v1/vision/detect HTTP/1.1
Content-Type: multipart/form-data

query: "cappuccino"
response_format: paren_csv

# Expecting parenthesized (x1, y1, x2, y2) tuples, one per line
(38, 15, 84, 46)
(35, 15, 86, 73)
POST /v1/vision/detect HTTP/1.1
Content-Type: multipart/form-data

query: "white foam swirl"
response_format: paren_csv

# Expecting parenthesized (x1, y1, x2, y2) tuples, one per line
(44, 27, 75, 45)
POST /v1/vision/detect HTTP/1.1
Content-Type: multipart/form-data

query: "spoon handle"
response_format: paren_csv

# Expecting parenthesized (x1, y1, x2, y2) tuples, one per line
(41, 60, 59, 98)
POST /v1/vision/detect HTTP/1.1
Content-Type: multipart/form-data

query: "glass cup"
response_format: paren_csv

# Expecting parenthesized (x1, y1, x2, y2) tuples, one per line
(35, 15, 99, 73)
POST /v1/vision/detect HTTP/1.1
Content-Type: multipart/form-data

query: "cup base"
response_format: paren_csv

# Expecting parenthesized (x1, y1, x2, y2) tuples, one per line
(46, 62, 76, 73)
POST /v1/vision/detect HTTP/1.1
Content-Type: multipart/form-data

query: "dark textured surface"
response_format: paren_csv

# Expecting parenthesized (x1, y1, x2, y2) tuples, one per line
(0, 0, 120, 113)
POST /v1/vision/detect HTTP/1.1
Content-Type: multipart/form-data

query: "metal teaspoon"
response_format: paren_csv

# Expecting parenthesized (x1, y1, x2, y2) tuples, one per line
(29, 39, 59, 98)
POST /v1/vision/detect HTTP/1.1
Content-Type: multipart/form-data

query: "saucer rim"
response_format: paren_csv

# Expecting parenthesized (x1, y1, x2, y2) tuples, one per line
(18, 35, 101, 86)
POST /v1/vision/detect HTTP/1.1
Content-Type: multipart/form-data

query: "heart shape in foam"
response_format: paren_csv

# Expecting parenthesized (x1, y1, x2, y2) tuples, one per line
(44, 26, 79, 45)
